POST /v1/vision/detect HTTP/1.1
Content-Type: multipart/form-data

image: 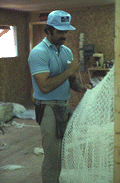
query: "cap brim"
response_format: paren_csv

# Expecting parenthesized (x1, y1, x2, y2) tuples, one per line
(52, 25, 76, 31)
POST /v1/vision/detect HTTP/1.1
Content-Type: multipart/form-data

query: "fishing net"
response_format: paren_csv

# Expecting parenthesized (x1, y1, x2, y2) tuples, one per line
(59, 66, 114, 183)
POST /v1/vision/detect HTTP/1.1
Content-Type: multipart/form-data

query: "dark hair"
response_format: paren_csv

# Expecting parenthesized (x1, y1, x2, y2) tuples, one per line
(44, 25, 55, 35)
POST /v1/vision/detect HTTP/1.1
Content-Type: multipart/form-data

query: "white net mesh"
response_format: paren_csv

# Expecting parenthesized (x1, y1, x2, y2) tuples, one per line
(60, 66, 114, 183)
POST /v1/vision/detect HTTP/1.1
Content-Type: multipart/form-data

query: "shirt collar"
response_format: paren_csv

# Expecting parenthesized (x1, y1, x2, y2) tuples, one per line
(43, 37, 63, 50)
(43, 37, 52, 47)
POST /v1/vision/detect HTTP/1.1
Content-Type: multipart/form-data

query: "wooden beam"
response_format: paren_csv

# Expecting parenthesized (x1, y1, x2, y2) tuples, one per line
(114, 0, 120, 182)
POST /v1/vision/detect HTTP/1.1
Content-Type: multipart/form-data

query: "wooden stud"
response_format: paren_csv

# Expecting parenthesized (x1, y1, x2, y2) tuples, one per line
(114, 0, 120, 182)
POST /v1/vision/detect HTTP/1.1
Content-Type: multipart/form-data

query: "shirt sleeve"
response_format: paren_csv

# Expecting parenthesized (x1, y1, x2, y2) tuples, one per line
(28, 47, 50, 76)
(62, 45, 74, 61)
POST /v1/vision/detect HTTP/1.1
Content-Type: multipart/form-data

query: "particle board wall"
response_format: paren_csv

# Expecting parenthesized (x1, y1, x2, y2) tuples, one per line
(66, 4, 115, 62)
(30, 4, 115, 62)
(67, 4, 115, 105)
(0, 9, 32, 104)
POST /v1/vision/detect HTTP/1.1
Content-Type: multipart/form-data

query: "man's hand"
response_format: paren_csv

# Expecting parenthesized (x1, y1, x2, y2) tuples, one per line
(81, 84, 92, 91)
(68, 60, 81, 75)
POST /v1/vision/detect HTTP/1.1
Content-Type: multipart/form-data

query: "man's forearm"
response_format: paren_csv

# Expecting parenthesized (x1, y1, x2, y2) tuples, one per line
(69, 76, 82, 92)
(35, 68, 73, 94)
(46, 70, 73, 92)
(69, 76, 92, 92)
(34, 59, 81, 94)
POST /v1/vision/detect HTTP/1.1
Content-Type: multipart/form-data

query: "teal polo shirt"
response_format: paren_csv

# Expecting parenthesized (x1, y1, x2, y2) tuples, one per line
(28, 37, 74, 101)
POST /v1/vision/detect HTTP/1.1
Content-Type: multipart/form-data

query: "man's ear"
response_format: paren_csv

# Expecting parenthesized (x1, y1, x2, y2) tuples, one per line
(48, 28, 54, 36)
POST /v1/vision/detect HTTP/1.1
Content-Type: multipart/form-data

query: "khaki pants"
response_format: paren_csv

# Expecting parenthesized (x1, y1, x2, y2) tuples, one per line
(40, 100, 70, 183)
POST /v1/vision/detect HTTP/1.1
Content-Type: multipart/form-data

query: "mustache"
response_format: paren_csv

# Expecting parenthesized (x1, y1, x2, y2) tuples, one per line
(59, 38, 66, 41)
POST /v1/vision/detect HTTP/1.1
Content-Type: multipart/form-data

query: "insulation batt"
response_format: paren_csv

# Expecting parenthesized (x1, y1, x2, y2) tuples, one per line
(60, 66, 114, 183)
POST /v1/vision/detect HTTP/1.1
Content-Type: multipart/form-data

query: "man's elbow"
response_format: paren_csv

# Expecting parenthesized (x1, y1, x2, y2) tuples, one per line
(40, 86, 50, 94)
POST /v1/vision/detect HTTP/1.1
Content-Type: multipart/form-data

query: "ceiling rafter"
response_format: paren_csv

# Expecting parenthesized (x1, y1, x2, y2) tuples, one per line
(0, 0, 115, 12)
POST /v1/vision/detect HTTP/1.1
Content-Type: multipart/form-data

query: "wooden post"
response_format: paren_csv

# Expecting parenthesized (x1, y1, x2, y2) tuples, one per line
(114, 0, 120, 182)
(29, 23, 33, 52)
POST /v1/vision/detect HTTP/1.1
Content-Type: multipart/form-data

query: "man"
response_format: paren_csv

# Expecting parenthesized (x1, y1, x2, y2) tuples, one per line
(28, 10, 91, 183)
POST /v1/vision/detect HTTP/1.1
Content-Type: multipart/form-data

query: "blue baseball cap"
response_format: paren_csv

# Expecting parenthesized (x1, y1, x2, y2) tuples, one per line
(47, 10, 76, 31)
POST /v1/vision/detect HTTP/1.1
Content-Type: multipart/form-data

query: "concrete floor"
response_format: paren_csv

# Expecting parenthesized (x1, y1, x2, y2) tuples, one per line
(0, 115, 43, 183)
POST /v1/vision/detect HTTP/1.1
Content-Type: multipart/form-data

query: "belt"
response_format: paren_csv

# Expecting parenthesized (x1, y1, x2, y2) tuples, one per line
(35, 99, 68, 105)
